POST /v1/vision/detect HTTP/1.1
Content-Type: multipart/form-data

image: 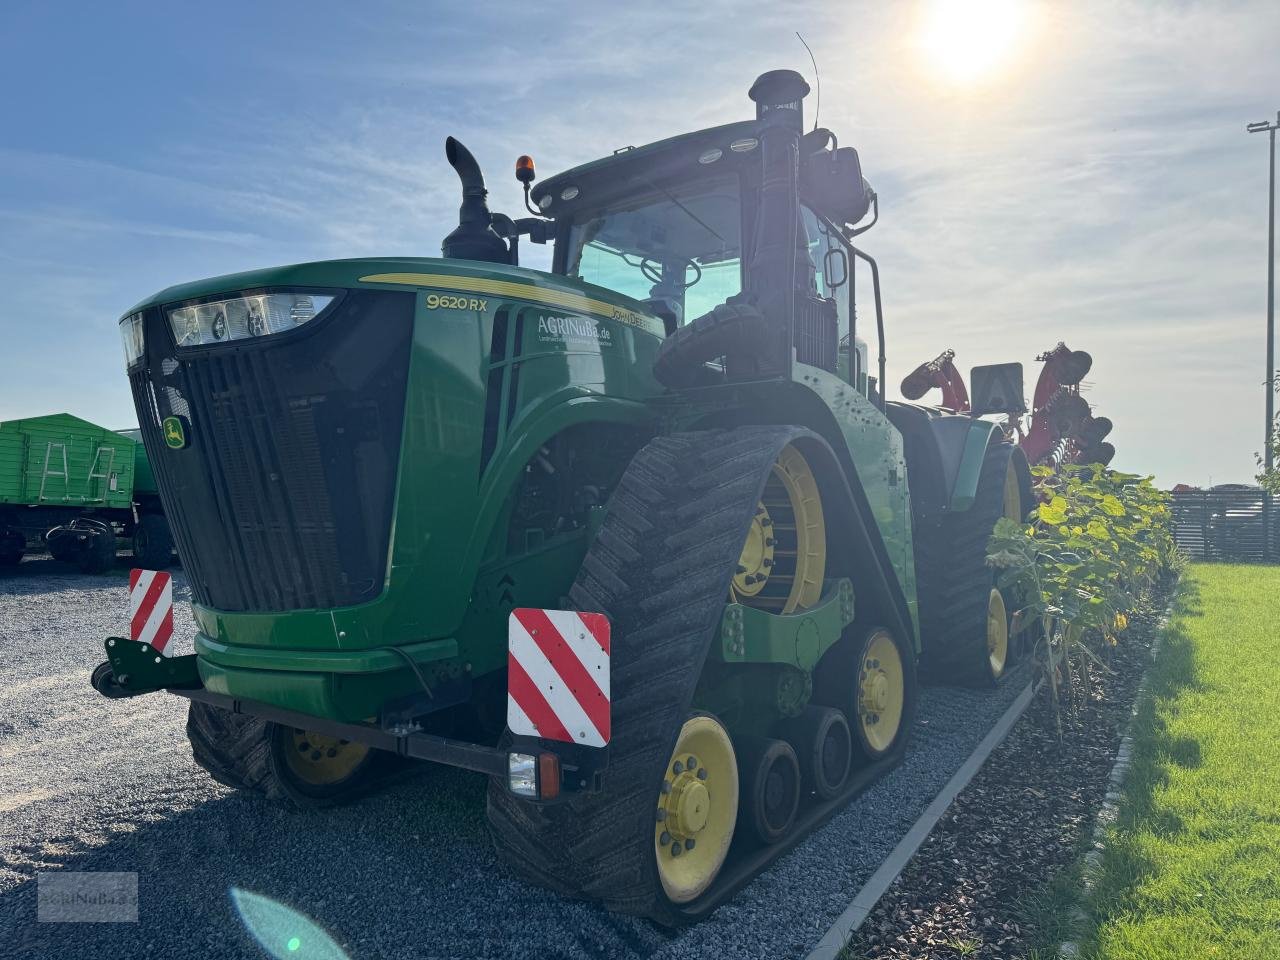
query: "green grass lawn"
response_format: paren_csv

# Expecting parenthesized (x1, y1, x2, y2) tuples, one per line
(1086, 563, 1280, 960)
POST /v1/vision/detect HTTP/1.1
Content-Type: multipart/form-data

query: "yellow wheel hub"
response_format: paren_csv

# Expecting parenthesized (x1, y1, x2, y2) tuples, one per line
(670, 778, 711, 835)
(730, 444, 826, 615)
(987, 588, 1009, 678)
(282, 728, 370, 786)
(655, 715, 739, 904)
(1003, 459, 1022, 522)
(857, 630, 905, 755)
(732, 502, 775, 599)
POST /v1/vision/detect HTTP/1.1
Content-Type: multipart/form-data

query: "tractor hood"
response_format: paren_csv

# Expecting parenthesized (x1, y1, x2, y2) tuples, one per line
(118, 255, 665, 621)
(120, 256, 661, 334)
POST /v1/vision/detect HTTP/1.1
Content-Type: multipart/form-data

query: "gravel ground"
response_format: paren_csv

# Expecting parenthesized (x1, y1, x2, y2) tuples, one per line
(0, 558, 1030, 960)
(846, 596, 1168, 959)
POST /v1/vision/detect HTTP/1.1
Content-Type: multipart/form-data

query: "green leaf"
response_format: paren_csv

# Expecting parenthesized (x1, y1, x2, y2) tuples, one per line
(1101, 494, 1125, 517)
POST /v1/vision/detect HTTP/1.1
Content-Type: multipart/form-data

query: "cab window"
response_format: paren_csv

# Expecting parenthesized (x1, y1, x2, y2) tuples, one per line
(566, 177, 742, 327)
(800, 205, 851, 342)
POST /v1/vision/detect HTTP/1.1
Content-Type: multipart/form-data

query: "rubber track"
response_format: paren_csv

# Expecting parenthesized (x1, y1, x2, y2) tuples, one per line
(914, 440, 1016, 686)
(486, 426, 809, 923)
(652, 295, 773, 388)
(186, 700, 288, 800)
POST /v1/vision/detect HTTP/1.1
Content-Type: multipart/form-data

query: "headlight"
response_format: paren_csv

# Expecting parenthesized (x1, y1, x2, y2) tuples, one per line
(166, 293, 333, 347)
(507, 753, 537, 798)
(119, 313, 145, 366)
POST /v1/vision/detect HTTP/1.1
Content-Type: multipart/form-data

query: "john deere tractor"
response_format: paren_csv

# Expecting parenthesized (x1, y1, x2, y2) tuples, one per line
(92, 70, 1029, 922)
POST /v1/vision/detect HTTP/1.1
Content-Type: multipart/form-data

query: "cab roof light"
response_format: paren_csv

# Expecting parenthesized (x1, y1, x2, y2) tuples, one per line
(517, 155, 540, 216)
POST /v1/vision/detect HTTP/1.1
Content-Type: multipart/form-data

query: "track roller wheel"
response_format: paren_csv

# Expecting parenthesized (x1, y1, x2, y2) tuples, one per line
(851, 627, 910, 760)
(654, 714, 739, 903)
(781, 705, 851, 800)
(736, 736, 801, 844)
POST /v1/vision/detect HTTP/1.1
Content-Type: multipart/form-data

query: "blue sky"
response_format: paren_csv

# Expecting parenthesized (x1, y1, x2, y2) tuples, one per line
(1, 0, 1277, 487)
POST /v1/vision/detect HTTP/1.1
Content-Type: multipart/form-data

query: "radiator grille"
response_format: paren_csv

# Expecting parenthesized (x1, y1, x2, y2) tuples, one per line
(130, 290, 414, 611)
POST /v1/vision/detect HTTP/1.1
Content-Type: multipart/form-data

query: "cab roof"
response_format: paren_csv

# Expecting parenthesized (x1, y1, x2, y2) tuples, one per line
(531, 119, 761, 220)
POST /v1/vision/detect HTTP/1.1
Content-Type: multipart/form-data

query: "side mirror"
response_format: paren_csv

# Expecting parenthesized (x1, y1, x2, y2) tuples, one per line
(822, 244, 849, 289)
(970, 363, 1027, 416)
(801, 147, 871, 226)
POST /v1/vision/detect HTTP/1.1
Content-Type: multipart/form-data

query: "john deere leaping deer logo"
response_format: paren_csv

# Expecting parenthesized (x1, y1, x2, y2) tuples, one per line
(162, 416, 187, 450)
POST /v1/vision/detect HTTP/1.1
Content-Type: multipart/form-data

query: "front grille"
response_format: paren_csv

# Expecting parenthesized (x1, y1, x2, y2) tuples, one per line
(131, 290, 415, 612)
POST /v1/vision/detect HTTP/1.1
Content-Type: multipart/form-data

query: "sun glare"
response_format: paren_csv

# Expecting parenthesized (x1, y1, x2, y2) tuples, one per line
(916, 0, 1028, 86)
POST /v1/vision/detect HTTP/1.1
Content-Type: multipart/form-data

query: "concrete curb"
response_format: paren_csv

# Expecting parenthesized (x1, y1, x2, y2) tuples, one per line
(805, 678, 1039, 960)
(1056, 587, 1179, 959)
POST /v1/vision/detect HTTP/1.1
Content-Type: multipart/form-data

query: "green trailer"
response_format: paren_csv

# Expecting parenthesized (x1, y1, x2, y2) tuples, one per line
(91, 70, 1031, 922)
(0, 413, 172, 570)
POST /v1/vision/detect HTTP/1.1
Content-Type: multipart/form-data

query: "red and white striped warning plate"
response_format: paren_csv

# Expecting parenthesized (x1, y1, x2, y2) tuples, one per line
(129, 568, 174, 656)
(507, 608, 610, 747)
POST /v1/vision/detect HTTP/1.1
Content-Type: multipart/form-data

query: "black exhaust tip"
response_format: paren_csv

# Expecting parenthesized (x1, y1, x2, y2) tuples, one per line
(441, 137, 510, 264)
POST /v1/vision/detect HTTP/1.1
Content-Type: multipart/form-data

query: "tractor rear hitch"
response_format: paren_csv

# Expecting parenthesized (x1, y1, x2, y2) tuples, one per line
(172, 687, 606, 801)
(90, 636, 606, 798)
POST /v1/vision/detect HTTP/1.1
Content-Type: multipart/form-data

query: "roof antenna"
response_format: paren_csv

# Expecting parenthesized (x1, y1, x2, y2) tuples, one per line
(796, 31, 820, 132)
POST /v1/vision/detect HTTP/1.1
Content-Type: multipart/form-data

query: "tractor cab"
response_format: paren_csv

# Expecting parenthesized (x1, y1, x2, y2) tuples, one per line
(450, 70, 883, 396)
(530, 99, 881, 394)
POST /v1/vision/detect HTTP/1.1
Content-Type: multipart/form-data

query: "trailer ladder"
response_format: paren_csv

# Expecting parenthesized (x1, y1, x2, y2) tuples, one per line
(85, 446, 116, 502)
(38, 442, 73, 502)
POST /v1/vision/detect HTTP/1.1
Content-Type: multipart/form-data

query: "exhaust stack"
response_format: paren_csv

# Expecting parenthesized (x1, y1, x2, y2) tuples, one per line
(742, 70, 811, 374)
(441, 137, 510, 264)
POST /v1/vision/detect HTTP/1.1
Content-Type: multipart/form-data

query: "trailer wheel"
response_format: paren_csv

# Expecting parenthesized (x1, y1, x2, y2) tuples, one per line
(186, 700, 386, 807)
(77, 523, 117, 573)
(0, 527, 23, 567)
(132, 514, 174, 569)
(915, 442, 1028, 686)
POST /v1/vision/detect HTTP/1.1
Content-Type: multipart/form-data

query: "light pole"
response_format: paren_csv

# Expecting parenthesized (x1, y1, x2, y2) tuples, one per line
(1247, 113, 1279, 476)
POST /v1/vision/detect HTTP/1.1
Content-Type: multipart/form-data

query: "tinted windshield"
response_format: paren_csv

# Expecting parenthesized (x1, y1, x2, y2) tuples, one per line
(565, 177, 742, 325)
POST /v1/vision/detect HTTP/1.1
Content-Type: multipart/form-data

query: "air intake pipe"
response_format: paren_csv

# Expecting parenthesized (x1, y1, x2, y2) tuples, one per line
(743, 70, 812, 371)
(441, 136, 511, 264)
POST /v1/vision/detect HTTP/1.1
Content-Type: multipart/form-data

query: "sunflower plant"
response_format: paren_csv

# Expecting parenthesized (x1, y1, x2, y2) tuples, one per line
(986, 463, 1177, 731)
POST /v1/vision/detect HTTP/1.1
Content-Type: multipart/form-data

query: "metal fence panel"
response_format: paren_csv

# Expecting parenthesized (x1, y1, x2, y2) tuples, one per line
(1171, 489, 1275, 563)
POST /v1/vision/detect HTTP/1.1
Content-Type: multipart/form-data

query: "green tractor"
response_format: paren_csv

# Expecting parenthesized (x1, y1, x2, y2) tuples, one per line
(92, 70, 1029, 922)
